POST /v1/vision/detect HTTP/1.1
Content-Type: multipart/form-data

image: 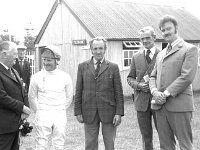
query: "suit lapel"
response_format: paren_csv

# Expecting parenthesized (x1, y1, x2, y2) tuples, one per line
(141, 49, 149, 66)
(138, 48, 160, 77)
(0, 64, 20, 84)
(138, 49, 148, 67)
(87, 59, 95, 77)
(146, 48, 160, 75)
(0, 64, 25, 100)
(22, 60, 27, 72)
(12, 68, 25, 97)
(0, 64, 11, 78)
(12, 68, 21, 83)
(164, 40, 184, 59)
(16, 59, 22, 74)
(98, 60, 108, 77)
(87, 57, 109, 79)
(152, 48, 160, 60)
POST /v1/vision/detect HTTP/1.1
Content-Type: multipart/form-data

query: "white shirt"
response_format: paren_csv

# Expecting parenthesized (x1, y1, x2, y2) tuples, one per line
(28, 68, 73, 112)
(93, 57, 104, 69)
(0, 62, 9, 70)
(145, 46, 156, 59)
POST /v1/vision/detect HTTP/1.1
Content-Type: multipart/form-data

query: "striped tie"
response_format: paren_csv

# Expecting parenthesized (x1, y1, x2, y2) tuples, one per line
(146, 49, 151, 64)
(19, 60, 23, 70)
(166, 44, 172, 54)
(95, 61, 101, 78)
(9, 68, 16, 80)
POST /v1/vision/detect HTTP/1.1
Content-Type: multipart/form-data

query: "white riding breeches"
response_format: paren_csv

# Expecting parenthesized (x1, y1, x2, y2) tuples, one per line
(34, 109, 67, 150)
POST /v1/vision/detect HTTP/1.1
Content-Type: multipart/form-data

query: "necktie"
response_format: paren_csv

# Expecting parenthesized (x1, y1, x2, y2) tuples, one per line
(19, 60, 23, 70)
(9, 68, 16, 80)
(95, 61, 101, 78)
(146, 49, 151, 64)
(166, 44, 172, 54)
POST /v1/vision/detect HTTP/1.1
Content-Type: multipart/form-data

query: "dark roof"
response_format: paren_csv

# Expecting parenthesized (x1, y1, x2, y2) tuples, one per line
(35, 0, 200, 44)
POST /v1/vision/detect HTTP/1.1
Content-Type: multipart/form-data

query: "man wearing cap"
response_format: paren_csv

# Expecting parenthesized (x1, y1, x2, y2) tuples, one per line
(13, 45, 31, 92)
(28, 45, 73, 150)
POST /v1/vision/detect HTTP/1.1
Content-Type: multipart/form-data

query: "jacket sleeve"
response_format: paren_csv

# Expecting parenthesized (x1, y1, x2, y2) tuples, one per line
(113, 65, 124, 116)
(27, 61, 31, 90)
(127, 56, 139, 90)
(166, 46, 198, 97)
(28, 75, 38, 113)
(0, 78, 24, 113)
(74, 64, 83, 116)
(149, 59, 158, 93)
(65, 74, 73, 109)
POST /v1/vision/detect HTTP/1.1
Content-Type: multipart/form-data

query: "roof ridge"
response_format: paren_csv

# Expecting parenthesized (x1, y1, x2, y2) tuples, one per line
(107, 0, 185, 9)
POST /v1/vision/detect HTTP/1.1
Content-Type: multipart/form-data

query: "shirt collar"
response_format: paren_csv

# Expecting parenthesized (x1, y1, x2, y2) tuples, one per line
(18, 58, 25, 62)
(0, 62, 9, 70)
(145, 46, 156, 56)
(171, 37, 181, 48)
(93, 57, 104, 64)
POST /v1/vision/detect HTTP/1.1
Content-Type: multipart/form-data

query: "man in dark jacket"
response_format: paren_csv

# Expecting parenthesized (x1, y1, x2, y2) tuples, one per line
(13, 45, 31, 92)
(127, 26, 160, 150)
(74, 37, 124, 150)
(0, 41, 30, 150)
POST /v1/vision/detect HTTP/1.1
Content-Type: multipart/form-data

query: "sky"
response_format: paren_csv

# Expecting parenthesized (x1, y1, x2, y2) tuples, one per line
(0, 0, 199, 41)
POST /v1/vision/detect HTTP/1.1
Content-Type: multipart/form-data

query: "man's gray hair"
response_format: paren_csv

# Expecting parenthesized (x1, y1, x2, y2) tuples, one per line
(0, 41, 17, 52)
(139, 26, 156, 38)
(89, 36, 107, 50)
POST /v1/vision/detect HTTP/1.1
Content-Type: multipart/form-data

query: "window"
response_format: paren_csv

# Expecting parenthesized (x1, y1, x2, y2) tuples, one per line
(123, 41, 142, 68)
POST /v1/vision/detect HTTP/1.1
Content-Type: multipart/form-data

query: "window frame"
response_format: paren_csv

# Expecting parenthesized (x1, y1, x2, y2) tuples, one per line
(122, 41, 142, 69)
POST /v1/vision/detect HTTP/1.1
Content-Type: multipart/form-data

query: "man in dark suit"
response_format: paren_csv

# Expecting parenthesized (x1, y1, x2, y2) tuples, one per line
(127, 26, 160, 150)
(149, 15, 198, 150)
(0, 41, 31, 150)
(13, 45, 31, 92)
(74, 37, 124, 150)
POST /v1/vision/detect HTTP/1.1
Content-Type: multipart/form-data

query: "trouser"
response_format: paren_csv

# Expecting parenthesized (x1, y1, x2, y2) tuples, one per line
(156, 106, 193, 150)
(137, 103, 157, 150)
(34, 109, 67, 150)
(0, 131, 19, 150)
(84, 112, 116, 150)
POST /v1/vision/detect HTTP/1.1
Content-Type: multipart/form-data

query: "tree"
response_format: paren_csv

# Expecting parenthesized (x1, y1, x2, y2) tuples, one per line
(24, 22, 36, 50)
(0, 34, 20, 45)
(24, 35, 36, 50)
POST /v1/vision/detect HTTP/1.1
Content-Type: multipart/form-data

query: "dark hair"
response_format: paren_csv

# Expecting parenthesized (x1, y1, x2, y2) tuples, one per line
(159, 15, 178, 30)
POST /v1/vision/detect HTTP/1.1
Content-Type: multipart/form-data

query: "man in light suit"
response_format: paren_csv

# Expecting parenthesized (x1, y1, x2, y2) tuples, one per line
(74, 36, 124, 150)
(0, 41, 31, 150)
(127, 26, 160, 150)
(13, 45, 31, 92)
(149, 15, 198, 150)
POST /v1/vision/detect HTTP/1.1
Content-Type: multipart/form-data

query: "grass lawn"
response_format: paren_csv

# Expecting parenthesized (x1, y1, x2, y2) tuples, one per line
(21, 92, 200, 150)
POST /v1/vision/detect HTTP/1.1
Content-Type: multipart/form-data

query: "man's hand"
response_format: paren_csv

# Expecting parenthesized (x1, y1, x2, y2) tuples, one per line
(152, 91, 166, 105)
(76, 115, 84, 123)
(21, 113, 29, 120)
(113, 115, 121, 127)
(23, 106, 31, 115)
(137, 82, 150, 93)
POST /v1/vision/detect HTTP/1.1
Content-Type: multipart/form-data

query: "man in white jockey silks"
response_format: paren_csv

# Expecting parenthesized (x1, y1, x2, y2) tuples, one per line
(28, 45, 73, 150)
